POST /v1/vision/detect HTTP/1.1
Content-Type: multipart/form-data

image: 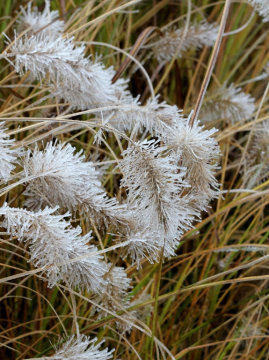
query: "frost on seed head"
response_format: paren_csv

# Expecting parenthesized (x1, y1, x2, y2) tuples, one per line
(0, 204, 107, 293)
(93, 266, 135, 332)
(120, 139, 197, 261)
(22, 142, 127, 228)
(124, 229, 163, 267)
(5, 30, 133, 115)
(151, 21, 219, 64)
(0, 125, 20, 182)
(107, 95, 183, 138)
(53, 59, 128, 110)
(17, 0, 64, 36)
(6, 33, 86, 84)
(200, 83, 255, 124)
(244, 120, 269, 187)
(51, 333, 115, 360)
(248, 0, 269, 22)
(166, 114, 221, 210)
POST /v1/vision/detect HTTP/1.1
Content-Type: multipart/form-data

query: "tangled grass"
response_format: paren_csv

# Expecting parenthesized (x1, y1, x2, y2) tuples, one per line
(0, 0, 268, 359)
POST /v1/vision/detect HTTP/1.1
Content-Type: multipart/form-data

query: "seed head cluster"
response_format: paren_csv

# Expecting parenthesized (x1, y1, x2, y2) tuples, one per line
(2, 0, 263, 356)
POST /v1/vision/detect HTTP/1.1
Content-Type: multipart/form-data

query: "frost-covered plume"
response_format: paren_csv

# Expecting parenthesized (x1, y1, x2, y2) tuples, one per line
(4, 32, 130, 111)
(47, 334, 114, 360)
(4, 24, 138, 123)
(124, 229, 163, 267)
(131, 291, 153, 322)
(22, 142, 127, 227)
(53, 58, 130, 111)
(120, 139, 196, 259)
(103, 266, 132, 310)
(0, 125, 19, 182)
(107, 96, 183, 138)
(244, 120, 269, 186)
(248, 0, 269, 22)
(0, 204, 107, 292)
(17, 0, 64, 36)
(200, 83, 255, 124)
(166, 116, 220, 209)
(5, 33, 87, 84)
(151, 21, 219, 64)
(93, 266, 134, 332)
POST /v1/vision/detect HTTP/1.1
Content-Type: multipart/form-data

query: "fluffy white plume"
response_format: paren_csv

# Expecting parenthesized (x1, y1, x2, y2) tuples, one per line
(200, 84, 255, 124)
(166, 115, 220, 209)
(93, 266, 131, 310)
(4, 24, 137, 124)
(104, 266, 132, 302)
(124, 229, 163, 267)
(52, 59, 130, 110)
(248, 0, 269, 22)
(244, 120, 269, 186)
(93, 266, 134, 332)
(5, 33, 86, 84)
(50, 334, 114, 360)
(22, 142, 126, 227)
(17, 0, 64, 36)
(5, 32, 130, 112)
(0, 125, 19, 182)
(107, 96, 183, 138)
(0, 204, 107, 292)
(120, 139, 196, 259)
(151, 21, 219, 64)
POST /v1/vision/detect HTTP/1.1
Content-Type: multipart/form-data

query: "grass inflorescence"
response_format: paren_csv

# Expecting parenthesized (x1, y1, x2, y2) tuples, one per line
(0, 0, 268, 359)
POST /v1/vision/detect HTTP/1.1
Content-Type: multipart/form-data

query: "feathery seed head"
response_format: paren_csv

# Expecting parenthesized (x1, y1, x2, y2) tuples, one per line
(18, 0, 64, 36)
(167, 115, 220, 209)
(252, 120, 269, 163)
(53, 60, 125, 110)
(6, 33, 86, 84)
(244, 120, 269, 185)
(94, 266, 131, 312)
(152, 21, 219, 64)
(0, 204, 107, 292)
(5, 27, 131, 114)
(51, 334, 114, 360)
(107, 96, 183, 138)
(248, 0, 269, 22)
(200, 83, 255, 124)
(124, 229, 164, 267)
(121, 139, 196, 258)
(22, 141, 126, 227)
(0, 125, 20, 182)
(93, 266, 135, 333)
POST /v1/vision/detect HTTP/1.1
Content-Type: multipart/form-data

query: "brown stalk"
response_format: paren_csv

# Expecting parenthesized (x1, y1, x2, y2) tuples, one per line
(112, 26, 159, 84)
(189, 0, 232, 128)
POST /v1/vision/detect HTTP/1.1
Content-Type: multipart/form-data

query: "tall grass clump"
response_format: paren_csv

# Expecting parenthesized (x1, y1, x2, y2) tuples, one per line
(0, 0, 268, 359)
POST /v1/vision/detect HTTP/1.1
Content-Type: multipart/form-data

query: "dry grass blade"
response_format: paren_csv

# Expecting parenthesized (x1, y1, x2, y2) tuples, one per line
(0, 0, 268, 359)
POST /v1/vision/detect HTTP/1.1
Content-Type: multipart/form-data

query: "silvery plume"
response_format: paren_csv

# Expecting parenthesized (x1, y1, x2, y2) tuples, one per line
(248, 0, 269, 22)
(120, 139, 197, 259)
(42, 334, 115, 360)
(200, 83, 255, 124)
(151, 21, 219, 64)
(0, 204, 107, 293)
(17, 0, 64, 36)
(166, 114, 220, 210)
(22, 142, 127, 227)
(0, 125, 20, 182)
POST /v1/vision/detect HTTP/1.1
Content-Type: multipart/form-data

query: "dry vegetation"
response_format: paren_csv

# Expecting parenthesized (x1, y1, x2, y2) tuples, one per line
(0, 0, 268, 359)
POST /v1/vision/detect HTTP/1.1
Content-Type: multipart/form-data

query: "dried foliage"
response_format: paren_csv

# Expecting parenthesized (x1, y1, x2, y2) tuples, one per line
(0, 0, 268, 359)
